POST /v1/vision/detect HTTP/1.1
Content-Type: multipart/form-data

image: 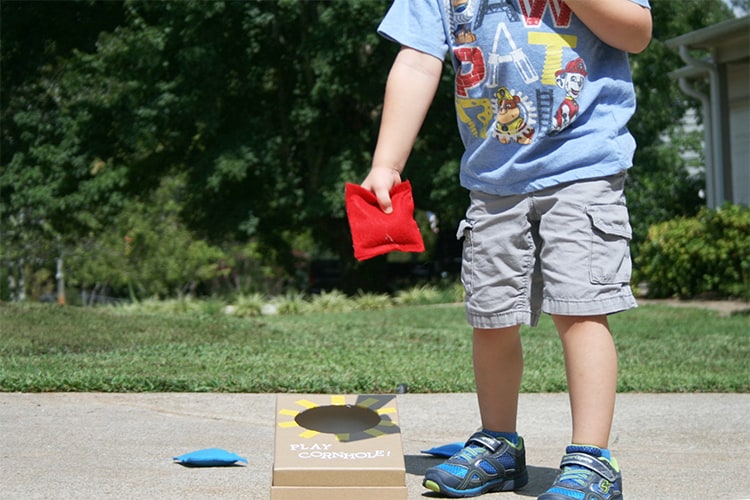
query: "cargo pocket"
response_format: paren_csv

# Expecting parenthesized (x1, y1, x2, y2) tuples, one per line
(586, 204, 632, 285)
(456, 219, 474, 296)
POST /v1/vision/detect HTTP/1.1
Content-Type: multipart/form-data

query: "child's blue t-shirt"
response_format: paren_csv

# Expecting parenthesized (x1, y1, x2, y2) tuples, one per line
(378, 0, 650, 196)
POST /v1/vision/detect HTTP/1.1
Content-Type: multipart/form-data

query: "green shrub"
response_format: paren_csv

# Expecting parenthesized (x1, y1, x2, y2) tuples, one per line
(272, 292, 309, 315)
(308, 290, 354, 313)
(394, 285, 442, 306)
(635, 203, 750, 299)
(229, 293, 266, 317)
(353, 291, 393, 311)
(120, 297, 204, 315)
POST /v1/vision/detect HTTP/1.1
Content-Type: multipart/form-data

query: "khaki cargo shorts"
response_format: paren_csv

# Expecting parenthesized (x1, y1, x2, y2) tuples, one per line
(458, 173, 637, 329)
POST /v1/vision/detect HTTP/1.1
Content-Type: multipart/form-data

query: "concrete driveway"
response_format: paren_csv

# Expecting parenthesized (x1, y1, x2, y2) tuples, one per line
(1, 392, 748, 499)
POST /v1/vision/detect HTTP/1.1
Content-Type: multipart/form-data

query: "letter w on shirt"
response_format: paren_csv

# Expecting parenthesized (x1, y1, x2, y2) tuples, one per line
(519, 0, 572, 28)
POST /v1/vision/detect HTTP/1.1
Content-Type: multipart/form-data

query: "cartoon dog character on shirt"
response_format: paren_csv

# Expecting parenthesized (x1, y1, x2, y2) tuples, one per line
(493, 87, 535, 145)
(552, 57, 587, 132)
(451, 0, 478, 44)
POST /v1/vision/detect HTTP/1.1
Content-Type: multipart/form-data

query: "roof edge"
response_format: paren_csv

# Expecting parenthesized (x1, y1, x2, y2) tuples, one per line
(665, 15, 749, 50)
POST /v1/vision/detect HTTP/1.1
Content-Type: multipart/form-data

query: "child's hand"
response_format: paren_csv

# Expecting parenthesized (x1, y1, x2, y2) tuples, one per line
(361, 166, 402, 214)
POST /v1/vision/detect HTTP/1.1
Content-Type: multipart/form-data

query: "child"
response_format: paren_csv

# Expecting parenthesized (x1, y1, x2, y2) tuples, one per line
(360, 0, 652, 498)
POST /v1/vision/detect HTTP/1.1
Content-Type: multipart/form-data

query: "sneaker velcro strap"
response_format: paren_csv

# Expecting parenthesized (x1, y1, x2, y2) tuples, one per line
(465, 432, 506, 454)
(559, 452, 618, 483)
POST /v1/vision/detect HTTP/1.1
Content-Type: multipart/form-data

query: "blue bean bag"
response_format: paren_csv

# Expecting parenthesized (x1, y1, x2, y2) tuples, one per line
(421, 442, 464, 458)
(173, 448, 248, 467)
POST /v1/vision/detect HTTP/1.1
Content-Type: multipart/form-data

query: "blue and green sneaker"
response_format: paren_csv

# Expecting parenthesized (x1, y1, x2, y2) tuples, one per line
(423, 431, 528, 497)
(538, 446, 622, 500)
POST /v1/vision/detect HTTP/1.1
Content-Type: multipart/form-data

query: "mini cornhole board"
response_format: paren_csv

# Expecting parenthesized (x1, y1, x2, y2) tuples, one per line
(271, 394, 407, 499)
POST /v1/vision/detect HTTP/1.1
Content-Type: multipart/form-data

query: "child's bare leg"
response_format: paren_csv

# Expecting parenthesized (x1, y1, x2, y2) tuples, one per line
(553, 314, 618, 448)
(473, 326, 523, 433)
(423, 328, 529, 495)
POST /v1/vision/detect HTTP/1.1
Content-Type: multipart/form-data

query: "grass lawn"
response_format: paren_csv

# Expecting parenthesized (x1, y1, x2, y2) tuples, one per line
(0, 301, 748, 393)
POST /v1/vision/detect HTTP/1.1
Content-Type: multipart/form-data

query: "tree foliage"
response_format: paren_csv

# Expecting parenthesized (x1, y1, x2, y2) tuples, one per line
(2, 0, 397, 295)
(68, 175, 232, 300)
(0, 0, 742, 299)
(627, 0, 735, 248)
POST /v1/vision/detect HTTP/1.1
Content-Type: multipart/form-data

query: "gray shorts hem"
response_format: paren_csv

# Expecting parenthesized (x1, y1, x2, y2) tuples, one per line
(542, 293, 638, 316)
(466, 309, 540, 329)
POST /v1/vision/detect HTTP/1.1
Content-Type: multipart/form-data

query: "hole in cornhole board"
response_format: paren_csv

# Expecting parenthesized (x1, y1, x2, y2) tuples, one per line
(294, 405, 381, 434)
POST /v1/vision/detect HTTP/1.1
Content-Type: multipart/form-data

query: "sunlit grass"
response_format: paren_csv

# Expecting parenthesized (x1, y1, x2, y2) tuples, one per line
(1, 300, 747, 393)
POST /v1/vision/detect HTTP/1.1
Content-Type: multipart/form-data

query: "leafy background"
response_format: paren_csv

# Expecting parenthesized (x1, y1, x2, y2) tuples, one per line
(1, 0, 746, 301)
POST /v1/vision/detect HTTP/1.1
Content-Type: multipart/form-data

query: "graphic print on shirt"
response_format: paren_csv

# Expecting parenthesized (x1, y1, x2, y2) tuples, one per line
(451, 0, 479, 44)
(492, 87, 536, 144)
(517, 0, 572, 28)
(487, 23, 538, 86)
(551, 57, 587, 131)
(446, 0, 587, 144)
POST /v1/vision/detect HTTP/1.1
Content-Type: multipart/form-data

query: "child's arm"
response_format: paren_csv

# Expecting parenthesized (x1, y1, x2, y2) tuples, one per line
(362, 47, 443, 213)
(565, 0, 652, 53)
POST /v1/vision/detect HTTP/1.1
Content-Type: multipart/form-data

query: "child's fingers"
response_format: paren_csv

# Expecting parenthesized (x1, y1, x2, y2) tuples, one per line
(361, 167, 401, 214)
(374, 188, 394, 214)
